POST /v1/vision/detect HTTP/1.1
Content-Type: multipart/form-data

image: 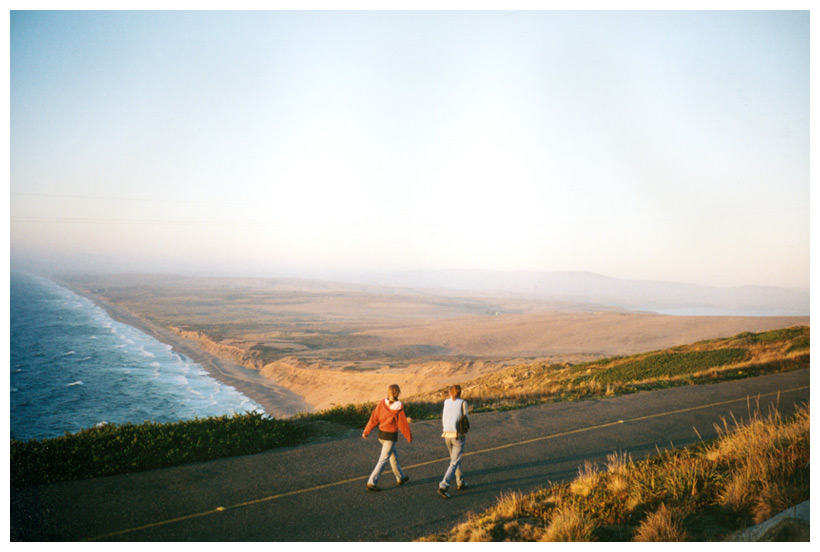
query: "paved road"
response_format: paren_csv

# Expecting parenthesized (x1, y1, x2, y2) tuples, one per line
(11, 369, 809, 541)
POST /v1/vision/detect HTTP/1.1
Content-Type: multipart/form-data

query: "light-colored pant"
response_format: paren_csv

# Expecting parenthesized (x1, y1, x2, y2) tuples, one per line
(440, 435, 465, 489)
(368, 439, 406, 486)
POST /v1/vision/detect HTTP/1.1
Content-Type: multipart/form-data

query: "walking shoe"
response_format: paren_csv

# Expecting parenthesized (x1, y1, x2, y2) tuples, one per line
(366, 484, 381, 492)
(437, 486, 450, 499)
(457, 482, 468, 491)
(397, 475, 410, 486)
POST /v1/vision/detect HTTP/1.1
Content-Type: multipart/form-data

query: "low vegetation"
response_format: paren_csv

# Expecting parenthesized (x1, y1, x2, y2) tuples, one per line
(420, 404, 810, 542)
(10, 413, 314, 487)
(10, 327, 809, 487)
(410, 326, 809, 414)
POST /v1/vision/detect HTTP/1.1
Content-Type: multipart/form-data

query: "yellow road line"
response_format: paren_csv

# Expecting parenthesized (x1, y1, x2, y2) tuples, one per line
(88, 385, 808, 541)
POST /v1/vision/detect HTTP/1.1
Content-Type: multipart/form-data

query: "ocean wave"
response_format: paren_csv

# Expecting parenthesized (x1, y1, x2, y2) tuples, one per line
(113, 329, 136, 346)
(12, 272, 267, 439)
(239, 399, 262, 412)
(170, 375, 189, 386)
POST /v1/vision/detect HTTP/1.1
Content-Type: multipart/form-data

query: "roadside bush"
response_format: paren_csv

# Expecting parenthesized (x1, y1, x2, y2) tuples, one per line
(11, 412, 313, 487)
(298, 401, 377, 427)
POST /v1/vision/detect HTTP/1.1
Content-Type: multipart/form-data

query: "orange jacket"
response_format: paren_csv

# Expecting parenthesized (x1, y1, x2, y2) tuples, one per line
(363, 398, 413, 442)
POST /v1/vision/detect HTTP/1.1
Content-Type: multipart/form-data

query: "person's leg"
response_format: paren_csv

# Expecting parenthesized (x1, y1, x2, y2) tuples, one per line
(387, 443, 406, 482)
(367, 439, 394, 486)
(439, 437, 464, 490)
(455, 437, 466, 488)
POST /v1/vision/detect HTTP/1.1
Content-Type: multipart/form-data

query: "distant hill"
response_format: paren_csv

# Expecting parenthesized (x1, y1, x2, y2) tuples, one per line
(351, 270, 809, 316)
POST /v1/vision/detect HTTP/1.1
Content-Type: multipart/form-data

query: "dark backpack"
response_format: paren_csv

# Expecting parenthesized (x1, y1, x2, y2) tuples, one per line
(456, 402, 470, 434)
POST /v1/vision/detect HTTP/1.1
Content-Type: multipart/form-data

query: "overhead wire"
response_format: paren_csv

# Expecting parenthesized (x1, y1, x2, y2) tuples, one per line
(10, 191, 261, 207)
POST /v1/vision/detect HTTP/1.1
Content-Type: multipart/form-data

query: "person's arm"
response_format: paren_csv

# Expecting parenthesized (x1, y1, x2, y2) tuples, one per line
(397, 409, 412, 443)
(362, 406, 379, 438)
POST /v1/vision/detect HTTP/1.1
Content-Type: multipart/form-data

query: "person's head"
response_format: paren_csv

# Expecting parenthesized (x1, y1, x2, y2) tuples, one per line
(448, 384, 462, 399)
(388, 384, 401, 401)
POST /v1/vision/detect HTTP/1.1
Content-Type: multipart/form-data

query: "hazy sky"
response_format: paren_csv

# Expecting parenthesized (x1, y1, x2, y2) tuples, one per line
(9, 9, 810, 288)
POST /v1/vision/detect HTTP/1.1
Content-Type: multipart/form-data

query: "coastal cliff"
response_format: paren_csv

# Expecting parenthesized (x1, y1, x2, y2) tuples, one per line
(168, 326, 265, 370)
(258, 357, 500, 411)
(168, 325, 495, 411)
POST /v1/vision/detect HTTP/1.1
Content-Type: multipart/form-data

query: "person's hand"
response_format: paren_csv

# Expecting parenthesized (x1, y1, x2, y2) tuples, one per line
(362, 433, 367, 439)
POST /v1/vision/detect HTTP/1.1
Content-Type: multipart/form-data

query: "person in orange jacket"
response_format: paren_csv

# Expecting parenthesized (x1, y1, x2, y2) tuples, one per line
(362, 384, 413, 491)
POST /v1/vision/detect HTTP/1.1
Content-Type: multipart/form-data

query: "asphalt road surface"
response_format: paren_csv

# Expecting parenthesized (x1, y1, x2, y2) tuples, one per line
(11, 369, 809, 541)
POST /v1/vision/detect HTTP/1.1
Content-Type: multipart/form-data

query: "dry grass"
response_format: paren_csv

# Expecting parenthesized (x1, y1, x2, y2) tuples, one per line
(633, 504, 688, 542)
(541, 505, 597, 542)
(711, 406, 811, 525)
(605, 449, 632, 473)
(605, 451, 632, 496)
(420, 403, 809, 542)
(569, 461, 602, 497)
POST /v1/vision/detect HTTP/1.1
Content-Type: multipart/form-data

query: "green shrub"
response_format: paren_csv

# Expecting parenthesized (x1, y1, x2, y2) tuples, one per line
(11, 412, 312, 487)
(734, 327, 808, 346)
(786, 337, 810, 353)
(587, 349, 749, 384)
(298, 401, 377, 427)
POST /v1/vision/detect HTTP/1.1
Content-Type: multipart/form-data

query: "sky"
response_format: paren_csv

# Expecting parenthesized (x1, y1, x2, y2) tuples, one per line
(8, 7, 811, 289)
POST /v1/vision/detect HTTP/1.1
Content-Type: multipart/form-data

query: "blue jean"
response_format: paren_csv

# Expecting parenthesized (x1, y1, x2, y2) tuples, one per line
(440, 435, 465, 489)
(368, 439, 406, 486)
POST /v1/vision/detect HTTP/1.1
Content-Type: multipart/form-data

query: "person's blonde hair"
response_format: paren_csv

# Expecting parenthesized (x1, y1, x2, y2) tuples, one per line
(388, 384, 401, 401)
(448, 384, 462, 399)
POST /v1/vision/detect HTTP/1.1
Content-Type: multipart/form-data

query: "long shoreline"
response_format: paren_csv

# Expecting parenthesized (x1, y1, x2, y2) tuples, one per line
(54, 278, 314, 418)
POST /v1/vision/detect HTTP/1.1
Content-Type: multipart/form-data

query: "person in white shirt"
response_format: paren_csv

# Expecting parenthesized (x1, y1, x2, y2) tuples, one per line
(438, 384, 469, 498)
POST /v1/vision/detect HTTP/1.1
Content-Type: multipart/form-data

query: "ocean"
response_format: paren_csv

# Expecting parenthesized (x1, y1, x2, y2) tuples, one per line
(9, 271, 264, 442)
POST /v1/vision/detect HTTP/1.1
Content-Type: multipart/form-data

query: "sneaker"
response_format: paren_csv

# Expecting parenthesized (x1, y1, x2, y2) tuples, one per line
(437, 486, 450, 499)
(397, 475, 410, 486)
(366, 484, 381, 492)
(457, 482, 468, 491)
